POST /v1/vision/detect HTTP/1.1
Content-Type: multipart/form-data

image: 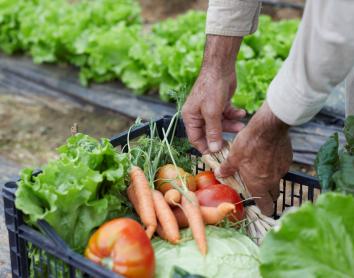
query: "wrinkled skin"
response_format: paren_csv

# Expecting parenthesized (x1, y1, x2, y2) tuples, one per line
(182, 35, 246, 155)
(215, 102, 293, 216)
(182, 35, 293, 216)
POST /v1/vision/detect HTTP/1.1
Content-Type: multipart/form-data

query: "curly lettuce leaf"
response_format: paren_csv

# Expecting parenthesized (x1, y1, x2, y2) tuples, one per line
(232, 57, 282, 113)
(344, 115, 354, 153)
(314, 133, 339, 192)
(260, 193, 354, 278)
(0, 1, 299, 113)
(315, 117, 354, 195)
(332, 151, 354, 195)
(16, 134, 131, 252)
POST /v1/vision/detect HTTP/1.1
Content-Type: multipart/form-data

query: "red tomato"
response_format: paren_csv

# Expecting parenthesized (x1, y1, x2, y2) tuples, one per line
(196, 184, 245, 221)
(195, 171, 220, 190)
(85, 218, 155, 278)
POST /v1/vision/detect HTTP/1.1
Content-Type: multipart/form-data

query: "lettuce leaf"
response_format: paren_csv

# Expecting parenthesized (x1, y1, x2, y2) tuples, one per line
(0, 1, 299, 113)
(315, 116, 354, 194)
(314, 133, 339, 192)
(152, 226, 260, 278)
(260, 193, 354, 278)
(15, 133, 131, 252)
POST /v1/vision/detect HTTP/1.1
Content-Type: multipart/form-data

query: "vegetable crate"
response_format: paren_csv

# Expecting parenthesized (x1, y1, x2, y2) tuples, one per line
(2, 116, 321, 278)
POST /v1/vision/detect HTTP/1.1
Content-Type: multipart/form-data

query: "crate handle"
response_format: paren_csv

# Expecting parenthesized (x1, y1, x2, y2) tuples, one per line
(37, 220, 72, 254)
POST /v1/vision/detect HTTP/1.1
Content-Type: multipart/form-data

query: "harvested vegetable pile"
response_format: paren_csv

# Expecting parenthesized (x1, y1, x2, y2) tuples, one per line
(14, 115, 255, 277)
(0, 0, 299, 113)
(13, 115, 354, 278)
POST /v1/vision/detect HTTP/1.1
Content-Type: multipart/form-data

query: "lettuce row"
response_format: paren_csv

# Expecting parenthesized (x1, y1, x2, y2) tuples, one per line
(0, 0, 299, 113)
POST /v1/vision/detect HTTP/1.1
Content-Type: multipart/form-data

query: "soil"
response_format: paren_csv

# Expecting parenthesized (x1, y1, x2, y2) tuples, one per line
(0, 93, 132, 168)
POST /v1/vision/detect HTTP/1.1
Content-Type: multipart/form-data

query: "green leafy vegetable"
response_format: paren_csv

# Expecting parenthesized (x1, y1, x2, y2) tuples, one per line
(315, 116, 354, 194)
(344, 116, 354, 154)
(260, 192, 354, 278)
(152, 226, 260, 278)
(314, 133, 339, 192)
(0, 1, 299, 113)
(232, 57, 282, 113)
(15, 133, 131, 252)
(332, 151, 354, 195)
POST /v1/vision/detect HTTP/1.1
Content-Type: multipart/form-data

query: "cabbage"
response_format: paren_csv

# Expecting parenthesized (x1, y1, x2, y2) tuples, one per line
(152, 226, 260, 278)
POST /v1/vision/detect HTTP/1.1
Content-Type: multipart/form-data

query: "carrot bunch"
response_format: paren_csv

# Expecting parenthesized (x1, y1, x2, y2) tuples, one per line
(128, 163, 210, 255)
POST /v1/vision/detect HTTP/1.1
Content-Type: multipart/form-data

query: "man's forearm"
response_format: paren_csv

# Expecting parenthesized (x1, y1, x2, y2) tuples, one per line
(201, 35, 242, 75)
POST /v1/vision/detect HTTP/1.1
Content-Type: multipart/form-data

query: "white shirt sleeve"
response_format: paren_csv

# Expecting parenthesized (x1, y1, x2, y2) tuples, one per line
(206, 0, 261, 37)
(267, 0, 354, 125)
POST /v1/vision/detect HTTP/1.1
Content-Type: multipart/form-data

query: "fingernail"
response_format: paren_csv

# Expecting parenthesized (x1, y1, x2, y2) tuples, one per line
(209, 141, 221, 153)
(214, 167, 221, 177)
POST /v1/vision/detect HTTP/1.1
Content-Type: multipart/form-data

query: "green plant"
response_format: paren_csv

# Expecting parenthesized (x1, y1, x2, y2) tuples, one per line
(0, 1, 299, 113)
(315, 116, 354, 194)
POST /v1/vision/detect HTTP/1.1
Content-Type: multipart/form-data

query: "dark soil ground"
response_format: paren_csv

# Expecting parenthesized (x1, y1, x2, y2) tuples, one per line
(0, 93, 132, 168)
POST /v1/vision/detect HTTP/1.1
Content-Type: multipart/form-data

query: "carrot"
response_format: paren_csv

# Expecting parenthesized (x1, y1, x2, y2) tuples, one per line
(172, 207, 189, 228)
(156, 223, 168, 241)
(200, 203, 235, 225)
(127, 185, 140, 214)
(164, 189, 181, 206)
(128, 166, 157, 238)
(152, 190, 180, 244)
(181, 191, 207, 255)
(174, 202, 235, 227)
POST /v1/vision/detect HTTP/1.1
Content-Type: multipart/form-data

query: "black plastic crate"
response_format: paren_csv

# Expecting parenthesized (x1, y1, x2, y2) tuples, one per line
(2, 116, 321, 278)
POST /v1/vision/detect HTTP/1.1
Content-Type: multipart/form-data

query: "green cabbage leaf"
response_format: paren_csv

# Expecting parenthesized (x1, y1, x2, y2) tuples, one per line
(152, 226, 260, 278)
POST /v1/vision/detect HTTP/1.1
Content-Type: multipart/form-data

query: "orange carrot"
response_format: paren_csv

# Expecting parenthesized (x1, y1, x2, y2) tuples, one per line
(164, 189, 181, 206)
(128, 166, 157, 238)
(127, 185, 140, 214)
(200, 203, 235, 225)
(174, 202, 235, 227)
(181, 191, 207, 255)
(152, 190, 180, 244)
(156, 223, 169, 242)
(172, 207, 189, 228)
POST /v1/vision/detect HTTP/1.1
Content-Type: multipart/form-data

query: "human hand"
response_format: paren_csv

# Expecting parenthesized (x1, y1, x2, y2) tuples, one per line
(182, 35, 245, 154)
(215, 102, 293, 216)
